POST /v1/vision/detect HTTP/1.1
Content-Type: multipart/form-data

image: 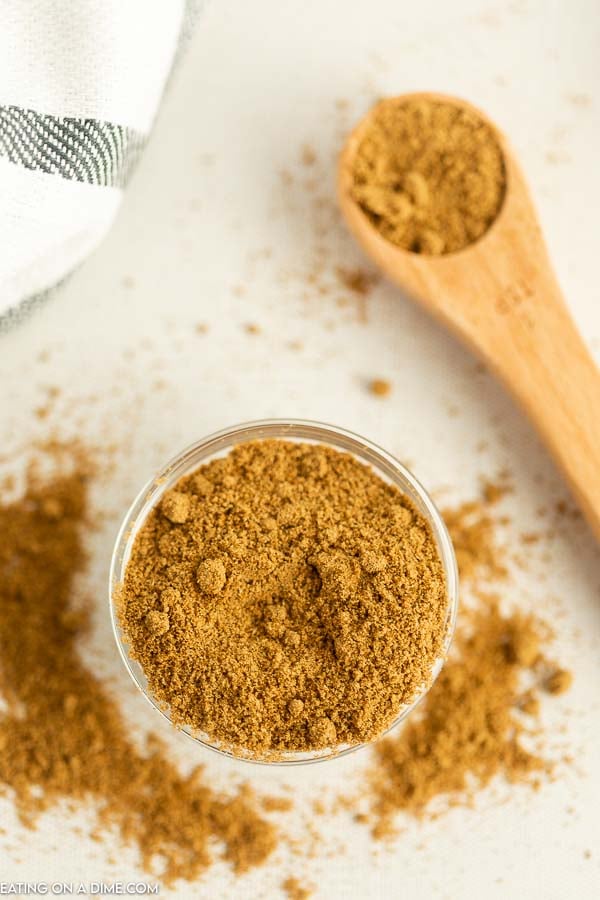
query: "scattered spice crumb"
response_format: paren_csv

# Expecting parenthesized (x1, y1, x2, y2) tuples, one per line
(312, 799, 326, 816)
(566, 93, 591, 108)
(555, 499, 581, 521)
(481, 477, 511, 505)
(546, 150, 571, 165)
(301, 144, 317, 166)
(336, 266, 379, 297)
(519, 691, 540, 717)
(262, 796, 294, 813)
(369, 378, 392, 398)
(336, 266, 380, 323)
(544, 668, 573, 696)
(244, 322, 262, 335)
(442, 487, 508, 583)
(282, 876, 313, 900)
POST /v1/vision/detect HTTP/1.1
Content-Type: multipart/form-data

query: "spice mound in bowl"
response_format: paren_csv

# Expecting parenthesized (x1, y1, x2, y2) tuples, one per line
(115, 434, 453, 761)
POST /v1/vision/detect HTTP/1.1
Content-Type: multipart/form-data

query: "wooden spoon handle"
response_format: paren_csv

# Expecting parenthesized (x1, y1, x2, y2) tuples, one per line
(338, 97, 600, 539)
(480, 264, 600, 540)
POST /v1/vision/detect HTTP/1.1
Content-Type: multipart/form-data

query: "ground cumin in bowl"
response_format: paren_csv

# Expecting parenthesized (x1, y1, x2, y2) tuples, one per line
(111, 420, 458, 763)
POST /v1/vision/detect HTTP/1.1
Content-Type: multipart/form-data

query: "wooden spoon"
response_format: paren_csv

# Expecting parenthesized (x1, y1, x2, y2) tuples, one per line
(338, 92, 600, 541)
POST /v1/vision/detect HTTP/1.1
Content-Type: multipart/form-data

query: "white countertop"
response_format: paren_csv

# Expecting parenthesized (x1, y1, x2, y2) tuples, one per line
(1, 1, 599, 897)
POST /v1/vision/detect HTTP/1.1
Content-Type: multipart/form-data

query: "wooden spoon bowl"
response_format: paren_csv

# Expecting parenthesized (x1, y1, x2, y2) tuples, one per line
(339, 92, 600, 541)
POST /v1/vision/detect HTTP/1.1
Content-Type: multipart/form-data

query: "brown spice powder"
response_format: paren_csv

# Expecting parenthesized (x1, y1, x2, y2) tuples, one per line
(350, 97, 506, 255)
(118, 439, 449, 755)
(544, 667, 573, 696)
(368, 598, 551, 837)
(364, 483, 572, 838)
(335, 266, 379, 296)
(0, 449, 277, 884)
(282, 875, 313, 899)
(369, 378, 392, 398)
(442, 488, 508, 583)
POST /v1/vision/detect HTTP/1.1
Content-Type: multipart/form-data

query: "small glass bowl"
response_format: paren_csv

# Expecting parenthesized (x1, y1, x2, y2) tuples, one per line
(109, 419, 458, 766)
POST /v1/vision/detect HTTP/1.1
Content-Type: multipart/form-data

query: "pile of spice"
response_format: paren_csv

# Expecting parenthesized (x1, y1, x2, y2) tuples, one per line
(350, 96, 506, 254)
(0, 437, 575, 891)
(0, 448, 278, 884)
(360, 480, 573, 837)
(118, 439, 450, 755)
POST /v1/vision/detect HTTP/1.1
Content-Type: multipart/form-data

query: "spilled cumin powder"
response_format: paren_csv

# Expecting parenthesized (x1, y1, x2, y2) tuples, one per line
(350, 97, 506, 254)
(363, 481, 573, 838)
(118, 439, 449, 755)
(441, 481, 510, 583)
(0, 448, 277, 884)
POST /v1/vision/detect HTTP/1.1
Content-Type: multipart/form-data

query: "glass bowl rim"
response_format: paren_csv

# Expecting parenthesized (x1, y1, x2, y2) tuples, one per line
(109, 418, 459, 766)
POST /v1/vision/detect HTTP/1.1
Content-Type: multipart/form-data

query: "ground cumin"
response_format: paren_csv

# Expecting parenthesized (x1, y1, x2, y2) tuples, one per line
(335, 266, 379, 297)
(364, 483, 572, 838)
(369, 378, 392, 398)
(282, 875, 313, 900)
(368, 599, 552, 837)
(441, 483, 509, 583)
(544, 667, 572, 695)
(0, 449, 277, 884)
(350, 97, 506, 254)
(118, 439, 449, 755)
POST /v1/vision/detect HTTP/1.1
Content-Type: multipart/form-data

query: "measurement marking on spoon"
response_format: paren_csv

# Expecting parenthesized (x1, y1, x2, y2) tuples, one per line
(494, 279, 535, 329)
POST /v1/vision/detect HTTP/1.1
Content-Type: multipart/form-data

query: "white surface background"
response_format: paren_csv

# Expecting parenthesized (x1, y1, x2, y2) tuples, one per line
(1, 1, 600, 897)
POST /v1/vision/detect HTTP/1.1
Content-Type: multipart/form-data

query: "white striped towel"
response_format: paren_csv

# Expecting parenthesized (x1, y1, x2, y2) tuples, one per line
(0, 0, 199, 327)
